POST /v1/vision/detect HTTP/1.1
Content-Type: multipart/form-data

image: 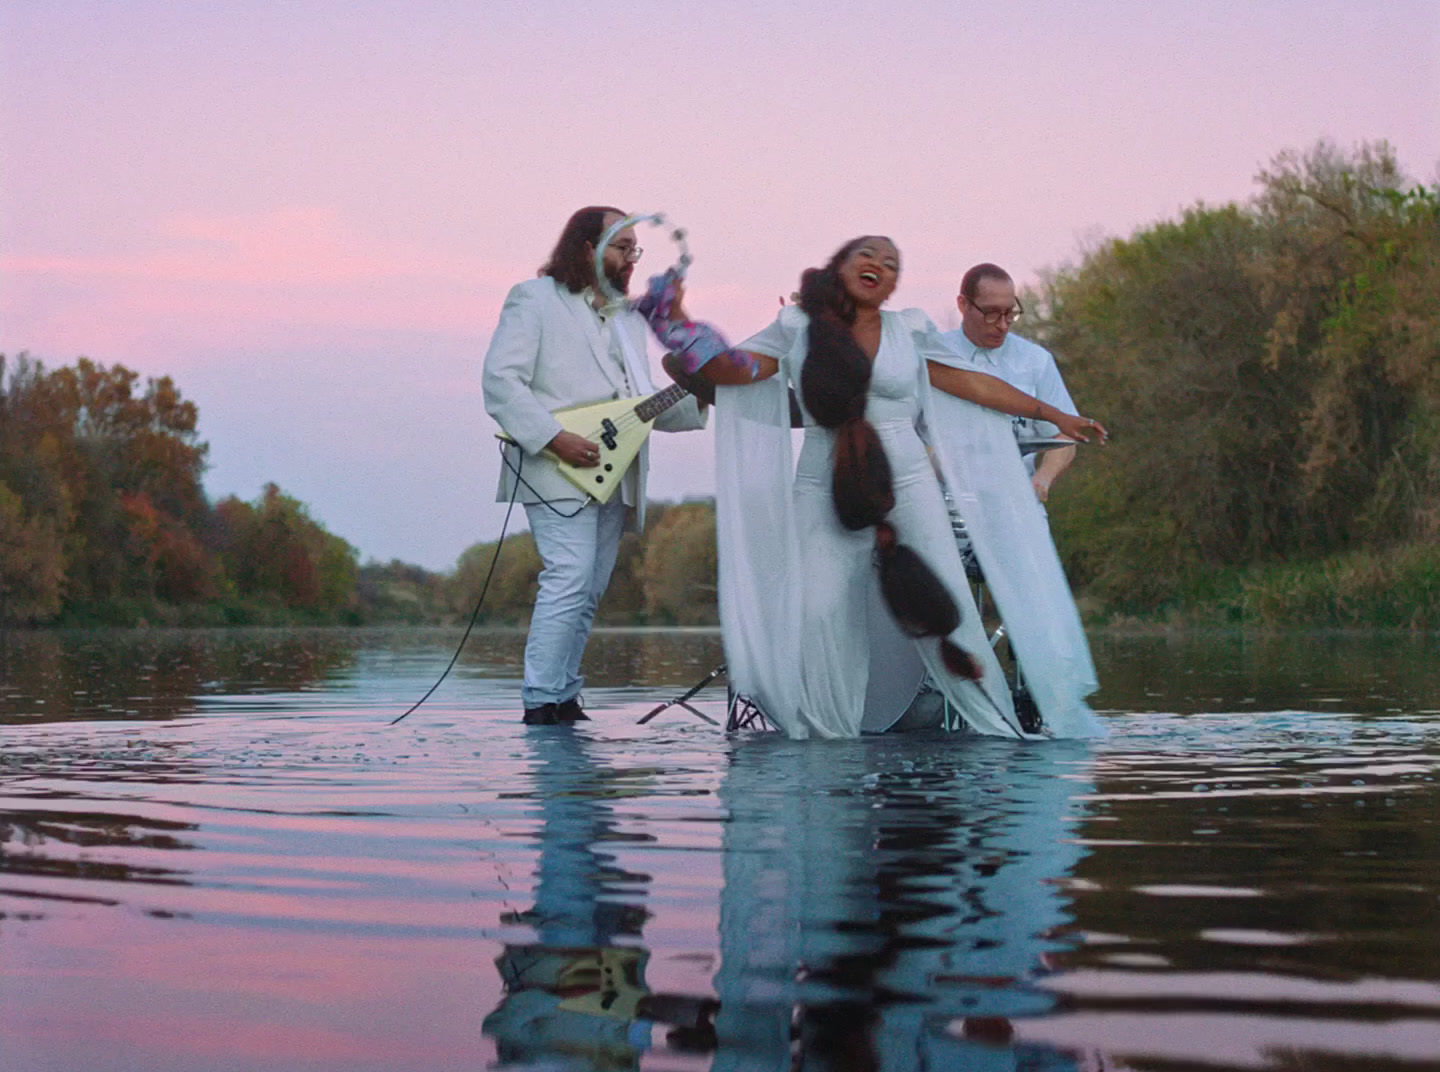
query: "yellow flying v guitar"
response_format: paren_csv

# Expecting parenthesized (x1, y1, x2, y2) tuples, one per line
(501, 382, 692, 504)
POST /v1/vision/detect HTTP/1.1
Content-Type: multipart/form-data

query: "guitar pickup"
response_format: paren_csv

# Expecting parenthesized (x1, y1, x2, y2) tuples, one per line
(599, 419, 619, 451)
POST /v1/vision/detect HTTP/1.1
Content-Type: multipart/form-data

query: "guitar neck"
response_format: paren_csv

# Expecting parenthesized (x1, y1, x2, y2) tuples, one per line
(634, 382, 690, 423)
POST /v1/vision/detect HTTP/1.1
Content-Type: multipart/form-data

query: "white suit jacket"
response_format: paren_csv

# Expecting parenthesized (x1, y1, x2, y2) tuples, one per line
(481, 275, 707, 529)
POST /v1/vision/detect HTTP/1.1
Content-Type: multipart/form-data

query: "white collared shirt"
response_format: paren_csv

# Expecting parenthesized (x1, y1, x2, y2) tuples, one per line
(582, 287, 636, 394)
(938, 329, 1076, 471)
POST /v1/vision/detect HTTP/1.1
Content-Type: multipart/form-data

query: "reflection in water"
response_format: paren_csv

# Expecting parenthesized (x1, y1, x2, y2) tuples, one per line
(1090, 629, 1440, 717)
(0, 628, 360, 724)
(3, 629, 1439, 1071)
(483, 726, 719, 1066)
(714, 736, 1102, 1071)
(482, 726, 1107, 1068)
(0, 626, 727, 726)
(0, 807, 196, 908)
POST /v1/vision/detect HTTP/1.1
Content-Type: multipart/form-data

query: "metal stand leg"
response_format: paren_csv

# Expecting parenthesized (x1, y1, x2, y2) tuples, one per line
(725, 690, 775, 733)
(637, 665, 725, 726)
(634, 665, 777, 734)
(972, 569, 1046, 735)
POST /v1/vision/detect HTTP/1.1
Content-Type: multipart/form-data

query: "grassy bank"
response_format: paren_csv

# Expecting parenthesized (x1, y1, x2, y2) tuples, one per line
(1099, 542, 1440, 629)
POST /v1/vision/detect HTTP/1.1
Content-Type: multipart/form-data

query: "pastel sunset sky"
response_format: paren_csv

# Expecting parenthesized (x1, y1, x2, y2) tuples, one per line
(4, 1, 1437, 569)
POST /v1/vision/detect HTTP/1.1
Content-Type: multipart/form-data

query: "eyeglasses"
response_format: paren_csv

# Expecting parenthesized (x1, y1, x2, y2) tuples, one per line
(967, 299, 1023, 326)
(608, 241, 644, 262)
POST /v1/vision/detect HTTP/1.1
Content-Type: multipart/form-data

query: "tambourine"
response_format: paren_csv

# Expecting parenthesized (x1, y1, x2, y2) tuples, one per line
(592, 212, 691, 309)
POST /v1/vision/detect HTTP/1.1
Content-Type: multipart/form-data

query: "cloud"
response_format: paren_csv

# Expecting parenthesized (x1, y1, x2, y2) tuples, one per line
(0, 206, 521, 364)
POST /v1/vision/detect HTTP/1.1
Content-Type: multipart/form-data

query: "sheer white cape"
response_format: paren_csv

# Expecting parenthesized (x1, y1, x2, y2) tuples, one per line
(714, 306, 1103, 739)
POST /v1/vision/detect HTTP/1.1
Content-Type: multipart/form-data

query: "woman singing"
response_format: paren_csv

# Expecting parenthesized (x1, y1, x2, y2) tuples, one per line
(641, 236, 1106, 740)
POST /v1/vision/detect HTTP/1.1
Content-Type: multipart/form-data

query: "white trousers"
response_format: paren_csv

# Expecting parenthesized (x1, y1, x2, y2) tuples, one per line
(521, 498, 628, 708)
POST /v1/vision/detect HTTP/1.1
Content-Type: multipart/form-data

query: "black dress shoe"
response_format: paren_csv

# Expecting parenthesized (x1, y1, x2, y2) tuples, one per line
(523, 703, 560, 725)
(556, 697, 589, 722)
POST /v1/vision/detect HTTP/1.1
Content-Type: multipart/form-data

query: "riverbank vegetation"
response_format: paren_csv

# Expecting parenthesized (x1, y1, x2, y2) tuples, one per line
(4, 140, 1435, 629)
(445, 499, 717, 627)
(1033, 140, 1440, 626)
(0, 352, 717, 628)
(0, 355, 361, 627)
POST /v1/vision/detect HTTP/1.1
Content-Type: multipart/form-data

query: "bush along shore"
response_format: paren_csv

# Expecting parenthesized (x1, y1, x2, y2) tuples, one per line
(1035, 140, 1439, 629)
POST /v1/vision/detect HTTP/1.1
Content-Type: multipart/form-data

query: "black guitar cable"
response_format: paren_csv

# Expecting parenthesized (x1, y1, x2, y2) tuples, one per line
(390, 446, 588, 726)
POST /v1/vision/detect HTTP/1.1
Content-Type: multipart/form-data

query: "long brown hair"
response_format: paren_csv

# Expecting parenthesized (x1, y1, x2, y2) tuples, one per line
(798, 237, 979, 679)
(539, 206, 624, 293)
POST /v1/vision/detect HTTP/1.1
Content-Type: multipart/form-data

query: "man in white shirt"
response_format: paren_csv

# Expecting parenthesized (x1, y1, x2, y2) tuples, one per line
(482, 207, 708, 724)
(940, 263, 1078, 504)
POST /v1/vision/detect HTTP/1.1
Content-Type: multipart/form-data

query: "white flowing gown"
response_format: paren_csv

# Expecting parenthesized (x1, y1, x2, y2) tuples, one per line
(714, 305, 1104, 740)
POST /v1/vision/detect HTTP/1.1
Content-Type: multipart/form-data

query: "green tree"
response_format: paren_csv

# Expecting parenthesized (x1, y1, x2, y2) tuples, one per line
(1032, 140, 1440, 614)
(210, 484, 358, 614)
(1254, 145, 1440, 545)
(0, 481, 66, 623)
(356, 559, 449, 623)
(449, 532, 542, 624)
(1035, 203, 1302, 605)
(639, 500, 717, 624)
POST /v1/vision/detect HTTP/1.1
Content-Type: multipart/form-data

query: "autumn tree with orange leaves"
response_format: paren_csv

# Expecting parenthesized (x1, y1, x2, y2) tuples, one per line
(0, 355, 358, 625)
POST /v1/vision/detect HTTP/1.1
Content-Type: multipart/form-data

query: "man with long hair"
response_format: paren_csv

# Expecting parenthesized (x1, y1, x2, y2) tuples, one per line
(483, 207, 708, 724)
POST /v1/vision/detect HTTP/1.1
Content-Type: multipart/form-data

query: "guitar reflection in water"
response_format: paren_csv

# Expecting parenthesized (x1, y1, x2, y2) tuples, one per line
(481, 728, 718, 1064)
(711, 737, 1131, 1072)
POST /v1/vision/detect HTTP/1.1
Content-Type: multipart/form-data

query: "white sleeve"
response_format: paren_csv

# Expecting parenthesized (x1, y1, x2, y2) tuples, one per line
(481, 283, 563, 455)
(926, 390, 1105, 738)
(909, 313, 980, 370)
(738, 305, 806, 359)
(713, 377, 807, 738)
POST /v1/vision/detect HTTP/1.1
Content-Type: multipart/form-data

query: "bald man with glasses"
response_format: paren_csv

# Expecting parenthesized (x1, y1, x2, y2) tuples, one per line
(940, 263, 1079, 504)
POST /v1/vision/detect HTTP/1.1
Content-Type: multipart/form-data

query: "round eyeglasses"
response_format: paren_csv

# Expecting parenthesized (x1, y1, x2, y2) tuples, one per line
(968, 300, 1023, 326)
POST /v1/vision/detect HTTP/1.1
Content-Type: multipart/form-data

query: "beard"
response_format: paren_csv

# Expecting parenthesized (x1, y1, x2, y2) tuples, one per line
(604, 260, 633, 295)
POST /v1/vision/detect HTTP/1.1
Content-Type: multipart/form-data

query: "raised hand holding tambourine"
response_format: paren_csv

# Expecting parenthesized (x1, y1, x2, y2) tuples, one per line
(592, 212, 692, 311)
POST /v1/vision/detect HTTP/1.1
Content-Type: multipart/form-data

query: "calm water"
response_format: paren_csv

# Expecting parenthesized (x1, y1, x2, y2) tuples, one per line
(2, 627, 1439, 1071)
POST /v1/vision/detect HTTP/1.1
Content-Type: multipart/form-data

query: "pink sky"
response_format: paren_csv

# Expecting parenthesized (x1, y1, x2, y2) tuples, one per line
(4, 1, 1438, 569)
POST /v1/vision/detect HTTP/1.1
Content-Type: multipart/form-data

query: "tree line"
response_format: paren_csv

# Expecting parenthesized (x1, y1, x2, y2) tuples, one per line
(1032, 140, 1440, 625)
(5, 140, 1435, 629)
(444, 500, 717, 627)
(0, 356, 358, 626)
(0, 352, 718, 627)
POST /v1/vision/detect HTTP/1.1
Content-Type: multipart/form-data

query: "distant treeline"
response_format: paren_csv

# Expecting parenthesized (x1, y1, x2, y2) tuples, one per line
(5, 140, 1436, 629)
(0, 355, 361, 626)
(0, 353, 718, 628)
(1032, 140, 1440, 626)
(444, 500, 717, 627)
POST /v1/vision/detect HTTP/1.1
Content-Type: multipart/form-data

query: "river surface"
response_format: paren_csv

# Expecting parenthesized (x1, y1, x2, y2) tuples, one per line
(2, 627, 1438, 1071)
